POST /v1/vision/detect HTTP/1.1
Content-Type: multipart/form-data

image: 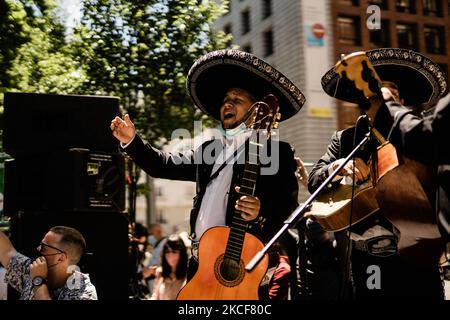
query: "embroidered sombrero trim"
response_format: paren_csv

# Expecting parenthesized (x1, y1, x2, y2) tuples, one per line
(188, 49, 306, 114)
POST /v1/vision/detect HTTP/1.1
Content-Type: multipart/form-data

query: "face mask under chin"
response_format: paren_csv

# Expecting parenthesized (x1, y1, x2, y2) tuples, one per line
(222, 122, 248, 138)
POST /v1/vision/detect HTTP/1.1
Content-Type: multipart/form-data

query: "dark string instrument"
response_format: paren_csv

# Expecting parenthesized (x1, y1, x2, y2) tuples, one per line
(309, 52, 444, 266)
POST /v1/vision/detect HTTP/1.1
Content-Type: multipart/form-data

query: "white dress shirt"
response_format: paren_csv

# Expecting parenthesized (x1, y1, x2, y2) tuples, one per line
(194, 127, 251, 241)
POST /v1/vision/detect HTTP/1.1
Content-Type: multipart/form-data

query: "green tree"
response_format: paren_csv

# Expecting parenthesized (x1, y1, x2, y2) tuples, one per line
(0, 0, 85, 156)
(75, 0, 230, 144)
(74, 0, 230, 223)
(0, 0, 85, 101)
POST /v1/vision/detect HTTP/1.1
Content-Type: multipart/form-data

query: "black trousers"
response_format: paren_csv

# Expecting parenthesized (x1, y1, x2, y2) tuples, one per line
(351, 249, 444, 300)
(187, 257, 199, 281)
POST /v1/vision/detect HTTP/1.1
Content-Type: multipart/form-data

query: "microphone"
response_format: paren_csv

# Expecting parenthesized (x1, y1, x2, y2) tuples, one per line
(356, 114, 385, 145)
(356, 114, 372, 132)
(355, 114, 374, 150)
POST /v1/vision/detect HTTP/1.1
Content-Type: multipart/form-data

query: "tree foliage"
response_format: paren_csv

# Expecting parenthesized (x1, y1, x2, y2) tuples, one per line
(0, 0, 231, 216)
(74, 0, 230, 144)
(0, 0, 80, 99)
(1, 0, 231, 144)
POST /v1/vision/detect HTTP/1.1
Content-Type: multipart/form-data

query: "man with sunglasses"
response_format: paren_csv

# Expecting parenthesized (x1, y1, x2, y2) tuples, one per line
(0, 226, 97, 300)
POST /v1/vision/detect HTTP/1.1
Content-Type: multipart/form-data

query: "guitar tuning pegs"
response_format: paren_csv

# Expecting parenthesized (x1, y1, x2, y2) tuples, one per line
(276, 113, 281, 120)
(273, 123, 279, 129)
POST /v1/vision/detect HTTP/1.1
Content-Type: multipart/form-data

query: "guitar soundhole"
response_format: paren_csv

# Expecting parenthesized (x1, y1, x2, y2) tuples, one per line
(214, 254, 245, 287)
(220, 258, 240, 281)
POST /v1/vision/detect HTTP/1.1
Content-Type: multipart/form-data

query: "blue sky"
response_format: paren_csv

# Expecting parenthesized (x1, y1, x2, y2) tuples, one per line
(57, 0, 82, 31)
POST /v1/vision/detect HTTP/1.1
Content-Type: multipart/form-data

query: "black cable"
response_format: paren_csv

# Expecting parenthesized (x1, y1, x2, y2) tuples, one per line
(339, 114, 370, 300)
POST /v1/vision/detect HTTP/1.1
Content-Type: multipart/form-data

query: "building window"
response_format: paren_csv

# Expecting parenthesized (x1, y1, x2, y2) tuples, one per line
(338, 0, 359, 6)
(370, 20, 390, 47)
(241, 9, 251, 35)
(397, 23, 418, 50)
(224, 24, 232, 35)
(423, 0, 443, 17)
(242, 44, 252, 53)
(425, 26, 446, 54)
(396, 0, 416, 13)
(368, 0, 388, 9)
(337, 16, 361, 46)
(262, 0, 272, 19)
(157, 210, 167, 224)
(263, 29, 274, 56)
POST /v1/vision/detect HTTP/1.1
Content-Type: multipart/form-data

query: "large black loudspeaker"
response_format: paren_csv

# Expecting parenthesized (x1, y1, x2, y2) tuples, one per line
(3, 92, 120, 156)
(3, 92, 131, 300)
(4, 149, 125, 214)
(9, 211, 130, 300)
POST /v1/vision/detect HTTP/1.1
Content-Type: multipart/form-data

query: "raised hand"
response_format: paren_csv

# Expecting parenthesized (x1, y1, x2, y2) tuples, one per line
(110, 114, 136, 145)
(381, 86, 402, 104)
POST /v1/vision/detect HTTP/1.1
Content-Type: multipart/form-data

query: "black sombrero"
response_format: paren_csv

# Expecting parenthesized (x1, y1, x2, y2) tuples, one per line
(187, 49, 305, 121)
(321, 48, 448, 106)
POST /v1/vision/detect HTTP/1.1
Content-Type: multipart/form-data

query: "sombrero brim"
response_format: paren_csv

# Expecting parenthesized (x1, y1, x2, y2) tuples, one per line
(322, 48, 448, 106)
(187, 50, 305, 121)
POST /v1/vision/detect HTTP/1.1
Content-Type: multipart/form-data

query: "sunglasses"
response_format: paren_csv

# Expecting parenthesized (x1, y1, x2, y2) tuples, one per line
(37, 242, 67, 257)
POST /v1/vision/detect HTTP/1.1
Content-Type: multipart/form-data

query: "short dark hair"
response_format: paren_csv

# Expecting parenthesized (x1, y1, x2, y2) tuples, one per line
(50, 226, 86, 264)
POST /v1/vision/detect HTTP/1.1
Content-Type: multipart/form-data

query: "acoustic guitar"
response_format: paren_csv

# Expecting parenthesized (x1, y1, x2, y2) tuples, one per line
(177, 95, 280, 300)
(309, 179, 379, 232)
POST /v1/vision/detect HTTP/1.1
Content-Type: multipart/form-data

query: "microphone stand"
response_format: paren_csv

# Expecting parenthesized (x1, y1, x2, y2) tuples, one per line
(129, 159, 137, 225)
(246, 129, 373, 272)
(126, 158, 142, 299)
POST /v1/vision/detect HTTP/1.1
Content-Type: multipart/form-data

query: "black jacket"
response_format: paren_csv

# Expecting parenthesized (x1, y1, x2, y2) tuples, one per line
(386, 94, 450, 239)
(123, 135, 299, 243)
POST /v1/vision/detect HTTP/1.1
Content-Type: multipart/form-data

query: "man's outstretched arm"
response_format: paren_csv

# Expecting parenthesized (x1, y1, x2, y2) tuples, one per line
(0, 231, 17, 268)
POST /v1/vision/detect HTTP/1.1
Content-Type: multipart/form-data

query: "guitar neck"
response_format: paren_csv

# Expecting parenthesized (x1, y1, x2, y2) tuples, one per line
(224, 139, 262, 262)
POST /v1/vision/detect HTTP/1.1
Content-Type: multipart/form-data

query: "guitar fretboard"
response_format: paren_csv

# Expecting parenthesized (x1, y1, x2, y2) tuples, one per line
(224, 142, 261, 263)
